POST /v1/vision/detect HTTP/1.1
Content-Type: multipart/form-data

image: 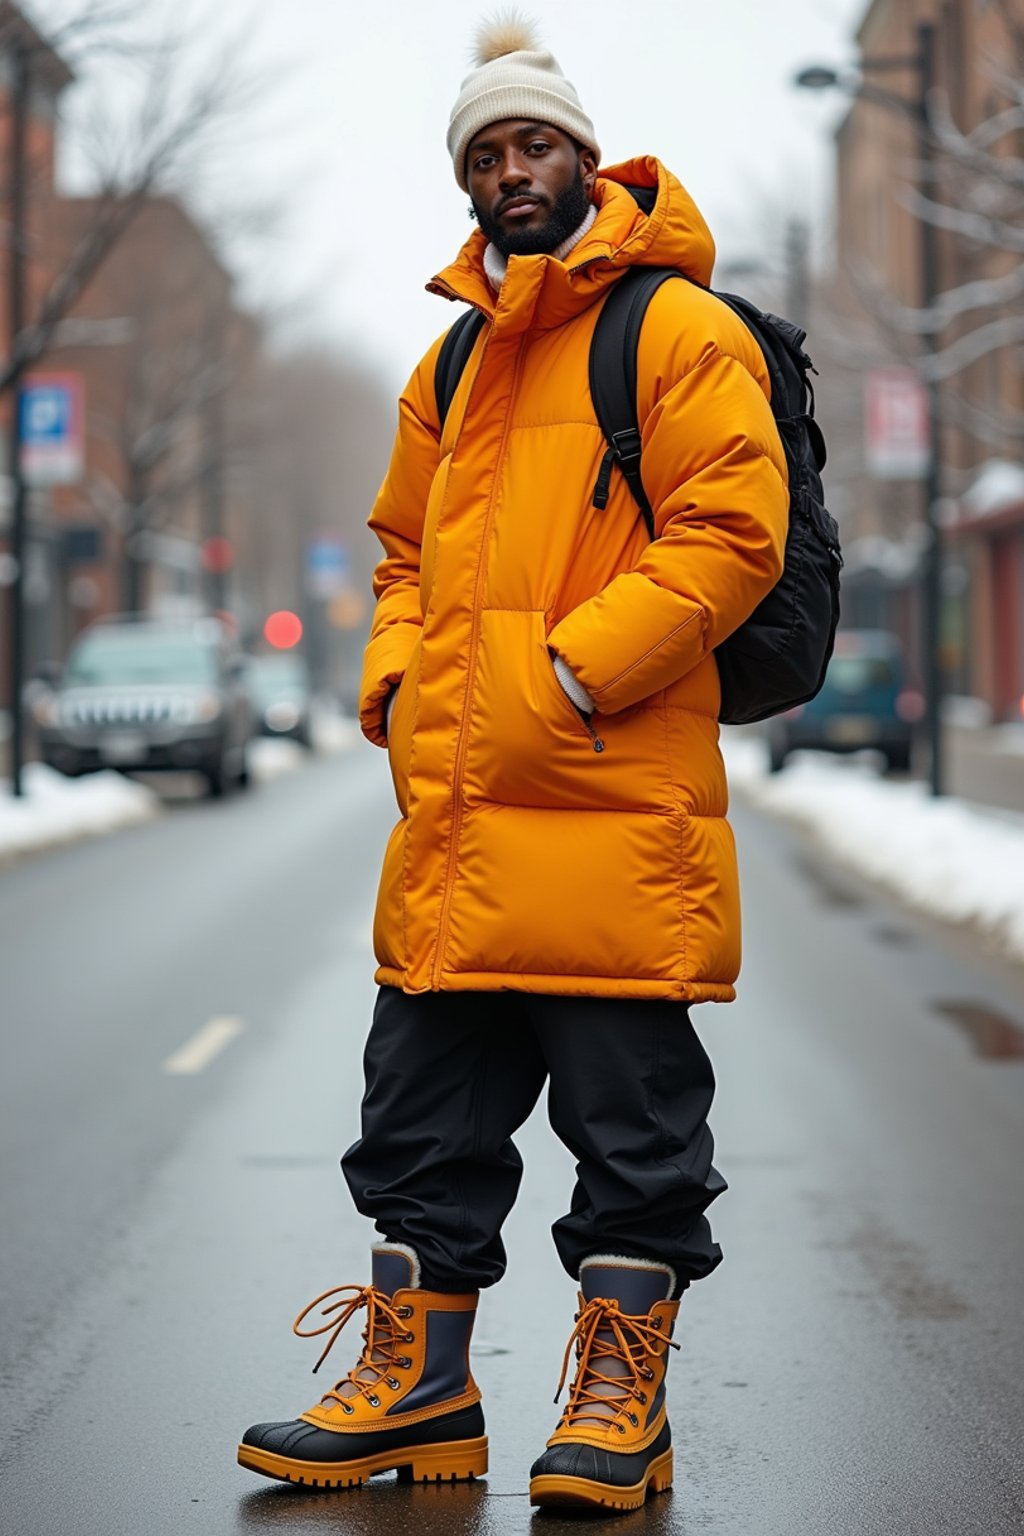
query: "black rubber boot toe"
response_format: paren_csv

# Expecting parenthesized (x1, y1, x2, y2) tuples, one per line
(530, 1421, 671, 1489)
(241, 1420, 337, 1457)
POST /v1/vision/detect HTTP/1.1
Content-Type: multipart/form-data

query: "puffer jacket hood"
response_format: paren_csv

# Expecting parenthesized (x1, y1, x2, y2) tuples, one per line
(359, 157, 788, 1003)
(428, 157, 716, 329)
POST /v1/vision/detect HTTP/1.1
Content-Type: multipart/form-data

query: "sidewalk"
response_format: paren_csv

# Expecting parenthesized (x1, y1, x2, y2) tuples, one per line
(942, 717, 1024, 815)
(724, 730, 1024, 966)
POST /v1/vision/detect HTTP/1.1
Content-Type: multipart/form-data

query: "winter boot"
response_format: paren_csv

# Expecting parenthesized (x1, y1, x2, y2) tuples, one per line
(237, 1244, 487, 1488)
(529, 1255, 679, 1512)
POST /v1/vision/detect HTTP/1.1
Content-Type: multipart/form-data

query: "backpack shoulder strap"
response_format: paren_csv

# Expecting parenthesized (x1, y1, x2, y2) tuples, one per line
(589, 267, 681, 538)
(713, 292, 827, 472)
(434, 309, 486, 428)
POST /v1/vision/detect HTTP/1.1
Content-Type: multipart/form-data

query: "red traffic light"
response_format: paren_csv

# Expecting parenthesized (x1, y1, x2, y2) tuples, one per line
(201, 536, 235, 574)
(264, 610, 303, 649)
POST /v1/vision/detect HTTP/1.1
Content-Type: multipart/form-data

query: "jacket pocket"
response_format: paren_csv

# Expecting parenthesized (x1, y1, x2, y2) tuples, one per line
(463, 609, 670, 811)
(386, 635, 421, 816)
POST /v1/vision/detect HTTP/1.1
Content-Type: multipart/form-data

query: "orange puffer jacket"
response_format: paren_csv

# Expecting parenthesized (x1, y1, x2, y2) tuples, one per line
(359, 157, 788, 1003)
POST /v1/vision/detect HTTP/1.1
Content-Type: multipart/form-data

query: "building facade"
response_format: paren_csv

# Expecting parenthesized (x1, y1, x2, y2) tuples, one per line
(0, 1, 265, 701)
(831, 0, 1024, 720)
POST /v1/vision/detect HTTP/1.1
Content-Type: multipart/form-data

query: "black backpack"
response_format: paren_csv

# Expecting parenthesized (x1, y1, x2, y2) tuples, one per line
(434, 265, 842, 726)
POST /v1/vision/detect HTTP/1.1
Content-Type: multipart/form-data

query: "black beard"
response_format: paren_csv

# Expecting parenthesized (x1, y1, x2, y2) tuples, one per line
(473, 168, 591, 257)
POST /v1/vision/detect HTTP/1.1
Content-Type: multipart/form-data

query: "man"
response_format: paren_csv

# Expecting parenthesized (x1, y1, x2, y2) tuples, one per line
(239, 18, 787, 1513)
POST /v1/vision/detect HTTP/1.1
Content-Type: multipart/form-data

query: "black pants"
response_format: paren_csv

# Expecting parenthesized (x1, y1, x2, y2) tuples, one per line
(341, 986, 725, 1293)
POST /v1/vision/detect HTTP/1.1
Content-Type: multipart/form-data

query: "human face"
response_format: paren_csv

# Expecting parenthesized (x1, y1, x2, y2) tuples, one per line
(466, 120, 597, 257)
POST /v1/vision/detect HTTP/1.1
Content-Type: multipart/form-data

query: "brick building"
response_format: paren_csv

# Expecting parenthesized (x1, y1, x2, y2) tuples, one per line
(0, 1, 269, 699)
(830, 0, 1024, 720)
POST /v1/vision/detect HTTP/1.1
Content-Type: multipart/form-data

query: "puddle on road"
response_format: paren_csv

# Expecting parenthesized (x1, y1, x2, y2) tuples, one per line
(871, 923, 917, 949)
(793, 853, 865, 910)
(806, 1195, 971, 1321)
(236, 1475, 492, 1531)
(932, 999, 1024, 1060)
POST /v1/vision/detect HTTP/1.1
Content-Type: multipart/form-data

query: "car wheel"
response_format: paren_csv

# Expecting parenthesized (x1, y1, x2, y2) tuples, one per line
(205, 752, 230, 798)
(885, 743, 912, 774)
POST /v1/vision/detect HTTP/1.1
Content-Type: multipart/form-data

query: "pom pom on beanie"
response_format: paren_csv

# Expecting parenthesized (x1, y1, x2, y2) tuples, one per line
(447, 12, 600, 192)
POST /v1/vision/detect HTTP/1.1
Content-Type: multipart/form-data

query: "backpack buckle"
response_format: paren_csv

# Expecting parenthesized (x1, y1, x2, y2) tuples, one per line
(610, 428, 642, 468)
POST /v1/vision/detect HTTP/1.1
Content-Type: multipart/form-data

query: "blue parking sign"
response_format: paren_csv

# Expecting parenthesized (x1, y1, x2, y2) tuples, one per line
(306, 535, 349, 598)
(19, 373, 84, 486)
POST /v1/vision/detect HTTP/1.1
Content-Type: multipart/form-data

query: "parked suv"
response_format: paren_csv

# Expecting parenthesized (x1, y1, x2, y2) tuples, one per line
(765, 629, 922, 774)
(35, 615, 254, 797)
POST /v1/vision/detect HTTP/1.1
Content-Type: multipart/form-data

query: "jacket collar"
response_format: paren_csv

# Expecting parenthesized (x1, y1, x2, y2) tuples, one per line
(482, 202, 598, 292)
(427, 156, 716, 335)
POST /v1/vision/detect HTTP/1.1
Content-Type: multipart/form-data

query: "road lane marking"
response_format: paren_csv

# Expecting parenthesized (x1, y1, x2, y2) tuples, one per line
(162, 1016, 245, 1075)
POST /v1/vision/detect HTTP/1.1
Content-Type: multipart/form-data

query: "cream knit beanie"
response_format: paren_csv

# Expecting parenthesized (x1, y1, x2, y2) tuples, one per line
(447, 14, 601, 192)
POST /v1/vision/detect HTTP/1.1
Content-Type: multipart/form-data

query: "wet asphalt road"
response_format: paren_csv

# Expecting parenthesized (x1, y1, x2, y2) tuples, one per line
(2, 738, 1024, 1535)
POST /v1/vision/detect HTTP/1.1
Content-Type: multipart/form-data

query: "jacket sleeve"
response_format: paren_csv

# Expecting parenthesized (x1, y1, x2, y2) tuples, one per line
(547, 319, 789, 717)
(358, 335, 445, 747)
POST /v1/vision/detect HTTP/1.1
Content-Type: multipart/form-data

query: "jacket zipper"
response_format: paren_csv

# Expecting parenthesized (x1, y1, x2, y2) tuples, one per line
(554, 678, 606, 753)
(582, 714, 606, 753)
(430, 334, 528, 990)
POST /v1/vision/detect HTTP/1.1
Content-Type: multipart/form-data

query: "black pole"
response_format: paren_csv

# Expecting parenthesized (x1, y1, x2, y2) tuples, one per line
(203, 301, 228, 614)
(785, 219, 810, 331)
(917, 21, 943, 796)
(6, 41, 29, 798)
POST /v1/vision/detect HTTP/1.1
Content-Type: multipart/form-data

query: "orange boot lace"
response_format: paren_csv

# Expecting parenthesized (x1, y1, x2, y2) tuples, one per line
(554, 1296, 679, 1434)
(292, 1284, 417, 1414)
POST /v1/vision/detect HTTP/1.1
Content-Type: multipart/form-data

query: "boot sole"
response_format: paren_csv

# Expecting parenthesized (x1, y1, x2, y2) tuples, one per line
(237, 1435, 488, 1488)
(529, 1447, 673, 1511)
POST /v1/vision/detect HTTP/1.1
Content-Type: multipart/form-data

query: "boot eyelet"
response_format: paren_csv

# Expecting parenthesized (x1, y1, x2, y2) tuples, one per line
(637, 1392, 647, 1405)
(368, 1395, 380, 1408)
(342, 1402, 354, 1415)
(386, 1376, 400, 1390)
(642, 1368, 655, 1380)
(397, 1356, 412, 1369)
(627, 1412, 639, 1427)
(404, 1332, 415, 1344)
(616, 1423, 626, 1435)
(397, 1306, 413, 1318)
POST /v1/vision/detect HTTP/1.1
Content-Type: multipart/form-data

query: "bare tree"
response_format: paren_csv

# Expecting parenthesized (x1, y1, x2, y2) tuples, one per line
(91, 244, 232, 607)
(841, 0, 1024, 451)
(0, 0, 267, 394)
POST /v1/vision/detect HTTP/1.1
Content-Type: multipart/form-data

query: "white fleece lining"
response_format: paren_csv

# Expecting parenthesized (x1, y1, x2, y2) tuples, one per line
(580, 1252, 678, 1301)
(372, 1241, 422, 1290)
(552, 652, 596, 714)
(482, 201, 598, 292)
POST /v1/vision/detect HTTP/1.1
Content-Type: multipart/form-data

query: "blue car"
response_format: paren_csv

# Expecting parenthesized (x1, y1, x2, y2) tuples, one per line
(766, 629, 922, 774)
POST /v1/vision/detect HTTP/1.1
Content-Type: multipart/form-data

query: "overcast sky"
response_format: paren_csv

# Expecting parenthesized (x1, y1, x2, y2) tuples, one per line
(51, 0, 867, 391)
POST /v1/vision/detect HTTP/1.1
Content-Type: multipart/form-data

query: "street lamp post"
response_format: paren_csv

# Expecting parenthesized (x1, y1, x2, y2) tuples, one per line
(6, 39, 30, 799)
(796, 21, 944, 797)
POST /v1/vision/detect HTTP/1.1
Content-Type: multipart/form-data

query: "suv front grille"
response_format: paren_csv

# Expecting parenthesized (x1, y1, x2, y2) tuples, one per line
(63, 696, 193, 727)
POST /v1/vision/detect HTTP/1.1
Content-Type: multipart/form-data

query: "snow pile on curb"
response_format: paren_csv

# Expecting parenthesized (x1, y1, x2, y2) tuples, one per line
(248, 712, 359, 784)
(311, 710, 359, 755)
(248, 739, 309, 784)
(0, 765, 160, 863)
(723, 733, 1024, 963)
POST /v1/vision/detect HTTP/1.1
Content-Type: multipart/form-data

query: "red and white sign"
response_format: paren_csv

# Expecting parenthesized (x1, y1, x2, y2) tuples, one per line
(865, 367, 930, 480)
(865, 367, 927, 476)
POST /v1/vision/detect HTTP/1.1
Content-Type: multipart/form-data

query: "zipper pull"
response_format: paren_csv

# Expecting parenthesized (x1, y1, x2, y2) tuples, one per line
(583, 715, 605, 753)
(591, 447, 615, 510)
